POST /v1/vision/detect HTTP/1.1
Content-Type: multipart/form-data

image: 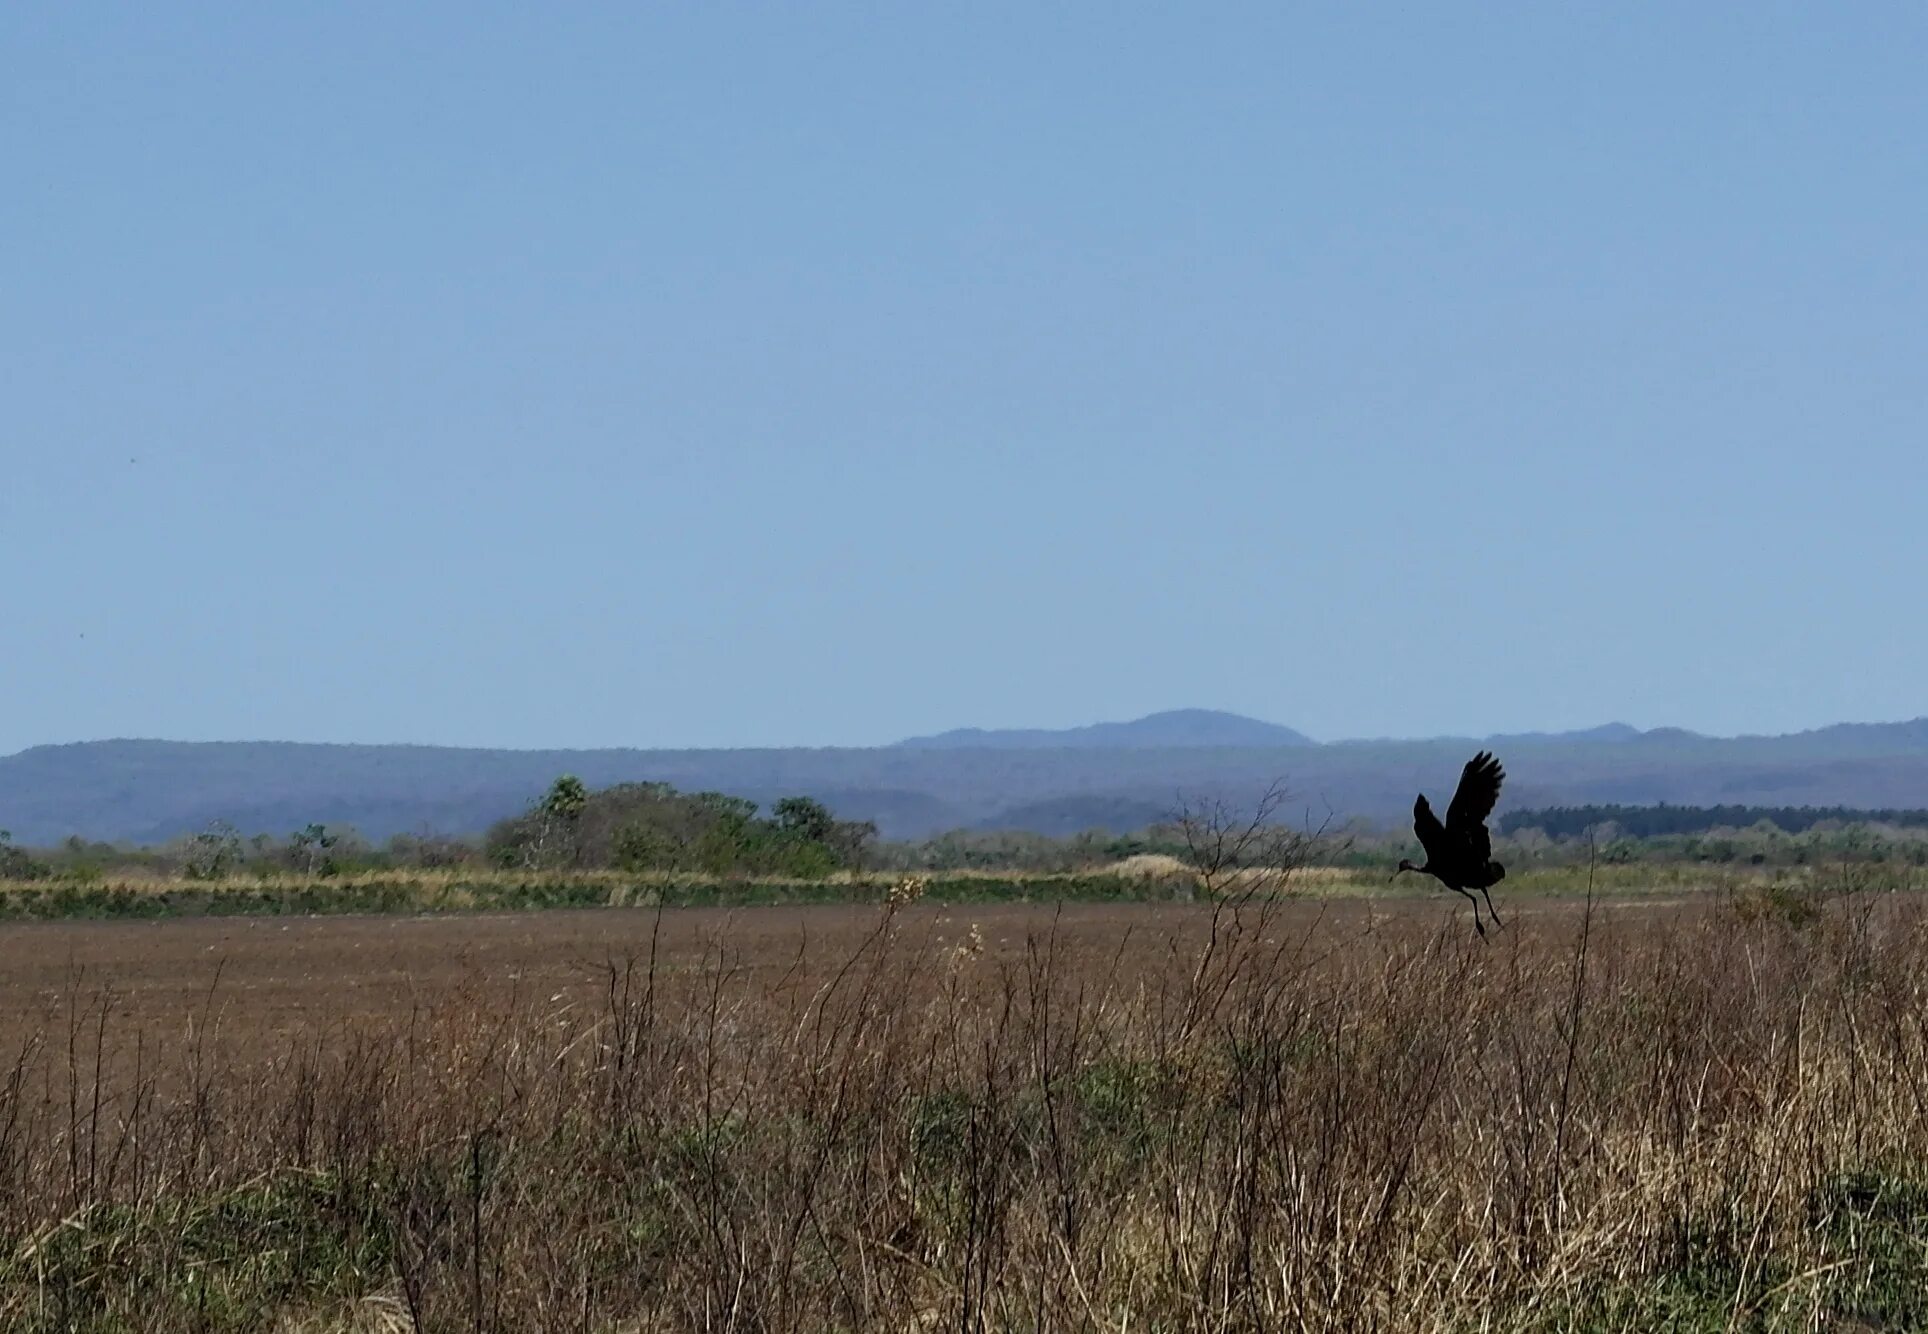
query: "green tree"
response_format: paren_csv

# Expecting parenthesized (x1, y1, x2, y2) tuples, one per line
(0, 830, 48, 881)
(180, 820, 243, 880)
(290, 822, 340, 876)
(773, 796, 836, 844)
(613, 823, 678, 871)
(541, 775, 589, 822)
(519, 774, 590, 868)
(695, 806, 757, 875)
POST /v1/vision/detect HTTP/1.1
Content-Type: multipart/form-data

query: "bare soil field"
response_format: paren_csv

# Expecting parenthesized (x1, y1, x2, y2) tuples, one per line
(0, 893, 1681, 1058)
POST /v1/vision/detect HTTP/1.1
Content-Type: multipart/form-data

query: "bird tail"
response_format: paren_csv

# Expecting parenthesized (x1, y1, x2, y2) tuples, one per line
(1485, 861, 1506, 885)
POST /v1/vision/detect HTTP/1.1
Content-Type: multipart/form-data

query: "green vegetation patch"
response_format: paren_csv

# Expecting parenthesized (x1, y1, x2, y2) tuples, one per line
(0, 870, 1177, 922)
(3, 1171, 394, 1332)
(1528, 1164, 1928, 1332)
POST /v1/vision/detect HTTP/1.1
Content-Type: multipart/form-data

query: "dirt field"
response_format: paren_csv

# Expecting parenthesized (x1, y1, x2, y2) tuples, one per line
(0, 892, 1680, 1058)
(0, 901, 1274, 1037)
(3, 887, 1923, 1330)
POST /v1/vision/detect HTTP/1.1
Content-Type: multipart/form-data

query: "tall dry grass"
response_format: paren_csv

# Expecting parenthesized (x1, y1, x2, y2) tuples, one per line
(3, 879, 1928, 1330)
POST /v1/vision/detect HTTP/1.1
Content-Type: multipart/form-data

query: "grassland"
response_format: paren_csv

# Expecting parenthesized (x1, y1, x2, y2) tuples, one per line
(0, 866, 1168, 921)
(0, 857, 1902, 922)
(0, 870, 1926, 1330)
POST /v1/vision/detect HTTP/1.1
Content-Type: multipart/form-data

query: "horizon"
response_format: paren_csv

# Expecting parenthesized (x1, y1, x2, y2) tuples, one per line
(8, 7, 1924, 755)
(11, 704, 1928, 759)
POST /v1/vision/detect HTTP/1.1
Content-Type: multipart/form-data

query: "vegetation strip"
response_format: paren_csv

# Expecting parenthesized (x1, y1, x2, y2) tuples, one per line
(0, 871, 1183, 921)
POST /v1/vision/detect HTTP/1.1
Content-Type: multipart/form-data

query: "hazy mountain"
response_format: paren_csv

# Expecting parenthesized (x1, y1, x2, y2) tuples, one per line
(1411, 722, 1709, 748)
(967, 794, 1179, 838)
(1493, 722, 1645, 745)
(4, 715, 1927, 845)
(894, 709, 1317, 750)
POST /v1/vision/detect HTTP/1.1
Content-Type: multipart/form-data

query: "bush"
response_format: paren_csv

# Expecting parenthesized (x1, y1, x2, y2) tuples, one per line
(0, 831, 47, 881)
(485, 778, 874, 877)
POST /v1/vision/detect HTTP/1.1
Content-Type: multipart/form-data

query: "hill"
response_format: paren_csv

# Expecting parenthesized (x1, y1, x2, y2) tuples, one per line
(4, 715, 1928, 845)
(893, 709, 1317, 750)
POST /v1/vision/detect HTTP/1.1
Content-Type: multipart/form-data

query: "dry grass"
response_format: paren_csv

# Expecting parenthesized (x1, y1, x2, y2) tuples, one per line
(0, 865, 1161, 899)
(0, 861, 1830, 916)
(1103, 853, 1195, 881)
(6, 867, 900, 897)
(2, 879, 1927, 1330)
(0, 866, 1190, 923)
(1103, 855, 1356, 892)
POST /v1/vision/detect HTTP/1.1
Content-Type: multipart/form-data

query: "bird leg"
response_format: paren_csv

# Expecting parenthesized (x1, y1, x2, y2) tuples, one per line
(1478, 884, 1504, 931)
(1449, 885, 1487, 937)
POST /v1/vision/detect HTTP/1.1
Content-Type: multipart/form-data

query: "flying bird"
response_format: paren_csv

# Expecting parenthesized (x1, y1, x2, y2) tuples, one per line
(1395, 750, 1507, 936)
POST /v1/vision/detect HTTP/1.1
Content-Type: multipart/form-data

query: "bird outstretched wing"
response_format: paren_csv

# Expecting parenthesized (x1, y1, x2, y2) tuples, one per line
(1413, 793, 1448, 862)
(1446, 751, 1504, 834)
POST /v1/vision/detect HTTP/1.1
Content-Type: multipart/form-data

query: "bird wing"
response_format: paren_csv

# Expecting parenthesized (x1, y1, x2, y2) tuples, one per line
(1413, 794, 1448, 861)
(1446, 751, 1504, 834)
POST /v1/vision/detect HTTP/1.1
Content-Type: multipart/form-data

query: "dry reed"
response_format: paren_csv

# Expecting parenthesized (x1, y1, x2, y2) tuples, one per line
(1, 877, 1926, 1330)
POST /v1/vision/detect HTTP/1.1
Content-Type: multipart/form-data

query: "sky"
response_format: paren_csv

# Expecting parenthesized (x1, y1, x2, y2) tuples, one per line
(4, 5, 1925, 754)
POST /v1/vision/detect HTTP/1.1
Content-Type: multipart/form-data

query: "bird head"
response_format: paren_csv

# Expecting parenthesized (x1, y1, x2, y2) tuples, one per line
(1391, 858, 1419, 882)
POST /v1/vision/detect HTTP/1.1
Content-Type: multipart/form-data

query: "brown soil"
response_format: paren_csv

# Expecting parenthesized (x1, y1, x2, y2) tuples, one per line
(0, 894, 1683, 1057)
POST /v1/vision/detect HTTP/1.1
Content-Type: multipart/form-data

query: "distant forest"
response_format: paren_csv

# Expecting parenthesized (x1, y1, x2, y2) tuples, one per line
(1501, 804, 1928, 840)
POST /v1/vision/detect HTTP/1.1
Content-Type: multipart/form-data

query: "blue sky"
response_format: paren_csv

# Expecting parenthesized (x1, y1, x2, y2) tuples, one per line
(4, 5, 1923, 754)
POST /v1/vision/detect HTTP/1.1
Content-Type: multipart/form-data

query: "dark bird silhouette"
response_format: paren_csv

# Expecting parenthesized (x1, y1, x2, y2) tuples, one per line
(1394, 750, 1507, 936)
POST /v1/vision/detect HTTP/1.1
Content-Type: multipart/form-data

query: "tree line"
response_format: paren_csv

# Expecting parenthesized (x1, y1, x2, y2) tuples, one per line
(1500, 803, 1928, 840)
(0, 777, 883, 882)
(482, 777, 879, 876)
(10, 787, 1928, 884)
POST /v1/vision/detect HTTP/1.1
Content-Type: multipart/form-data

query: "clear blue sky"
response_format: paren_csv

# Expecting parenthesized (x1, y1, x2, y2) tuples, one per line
(5, 5, 1923, 754)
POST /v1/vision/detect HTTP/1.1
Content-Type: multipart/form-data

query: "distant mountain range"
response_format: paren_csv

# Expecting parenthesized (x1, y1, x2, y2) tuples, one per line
(896, 711, 1717, 751)
(893, 709, 1317, 750)
(4, 710, 1928, 845)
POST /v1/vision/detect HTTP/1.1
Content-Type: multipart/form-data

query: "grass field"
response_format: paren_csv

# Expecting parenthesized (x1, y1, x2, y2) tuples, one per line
(0, 857, 1893, 922)
(1, 874, 1925, 1330)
